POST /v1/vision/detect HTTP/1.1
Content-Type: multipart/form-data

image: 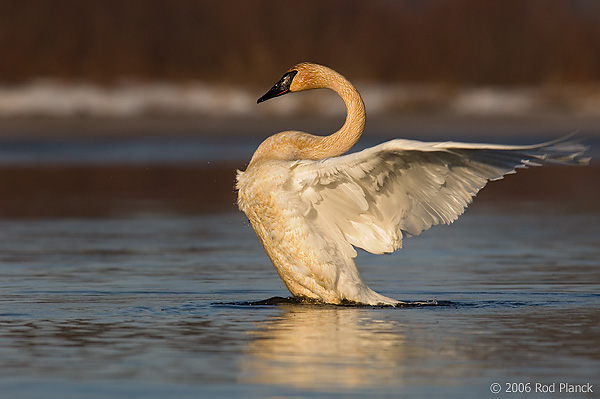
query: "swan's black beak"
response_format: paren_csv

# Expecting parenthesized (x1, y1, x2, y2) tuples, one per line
(257, 70, 298, 104)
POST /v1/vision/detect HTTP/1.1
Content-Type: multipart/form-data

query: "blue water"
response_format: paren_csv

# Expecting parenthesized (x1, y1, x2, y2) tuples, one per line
(0, 129, 598, 398)
(1, 134, 598, 165)
(0, 136, 257, 165)
(1, 204, 598, 399)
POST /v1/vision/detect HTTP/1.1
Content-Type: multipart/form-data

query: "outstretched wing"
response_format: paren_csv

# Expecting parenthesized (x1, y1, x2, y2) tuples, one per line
(289, 136, 589, 258)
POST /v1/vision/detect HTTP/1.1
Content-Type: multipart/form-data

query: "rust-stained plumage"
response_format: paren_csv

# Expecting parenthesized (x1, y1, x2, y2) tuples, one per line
(237, 62, 589, 305)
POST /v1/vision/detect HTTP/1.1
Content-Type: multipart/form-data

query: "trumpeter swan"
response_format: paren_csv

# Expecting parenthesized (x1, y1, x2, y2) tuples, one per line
(236, 62, 589, 305)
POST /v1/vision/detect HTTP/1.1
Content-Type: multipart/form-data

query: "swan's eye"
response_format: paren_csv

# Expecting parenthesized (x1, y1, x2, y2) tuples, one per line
(281, 72, 295, 87)
(257, 70, 298, 103)
(279, 70, 297, 90)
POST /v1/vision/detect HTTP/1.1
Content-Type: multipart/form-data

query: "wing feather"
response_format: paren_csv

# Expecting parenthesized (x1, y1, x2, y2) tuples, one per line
(290, 136, 589, 257)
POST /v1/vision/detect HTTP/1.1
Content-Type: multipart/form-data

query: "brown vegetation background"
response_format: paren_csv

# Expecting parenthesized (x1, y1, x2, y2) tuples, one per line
(1, 0, 600, 86)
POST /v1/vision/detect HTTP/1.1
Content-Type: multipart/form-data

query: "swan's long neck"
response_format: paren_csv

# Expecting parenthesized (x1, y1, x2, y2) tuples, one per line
(248, 64, 366, 164)
(312, 68, 366, 158)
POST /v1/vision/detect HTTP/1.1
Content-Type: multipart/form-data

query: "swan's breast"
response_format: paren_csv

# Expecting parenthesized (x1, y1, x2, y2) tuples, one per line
(237, 161, 337, 290)
(237, 160, 288, 214)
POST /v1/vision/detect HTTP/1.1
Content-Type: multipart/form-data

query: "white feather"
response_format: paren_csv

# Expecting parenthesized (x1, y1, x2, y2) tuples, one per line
(237, 62, 590, 306)
(292, 137, 589, 252)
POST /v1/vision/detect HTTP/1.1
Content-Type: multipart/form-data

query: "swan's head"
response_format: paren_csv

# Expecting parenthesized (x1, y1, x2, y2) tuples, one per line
(257, 62, 331, 104)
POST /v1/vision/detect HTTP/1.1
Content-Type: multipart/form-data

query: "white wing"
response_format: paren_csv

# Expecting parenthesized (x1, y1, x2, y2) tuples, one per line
(289, 136, 589, 258)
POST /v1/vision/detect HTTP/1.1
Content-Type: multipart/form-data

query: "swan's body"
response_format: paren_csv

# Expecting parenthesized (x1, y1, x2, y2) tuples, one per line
(236, 62, 589, 305)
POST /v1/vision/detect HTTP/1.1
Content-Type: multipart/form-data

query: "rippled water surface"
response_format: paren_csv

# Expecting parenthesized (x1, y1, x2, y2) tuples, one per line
(0, 127, 598, 398)
(1, 204, 599, 399)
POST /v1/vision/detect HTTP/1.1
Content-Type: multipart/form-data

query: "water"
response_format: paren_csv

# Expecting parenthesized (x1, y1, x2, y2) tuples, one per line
(0, 136, 258, 165)
(0, 131, 598, 398)
(1, 204, 598, 399)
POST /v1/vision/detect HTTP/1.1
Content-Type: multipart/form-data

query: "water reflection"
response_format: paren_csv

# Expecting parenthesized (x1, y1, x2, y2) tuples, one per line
(241, 305, 413, 390)
(239, 297, 600, 393)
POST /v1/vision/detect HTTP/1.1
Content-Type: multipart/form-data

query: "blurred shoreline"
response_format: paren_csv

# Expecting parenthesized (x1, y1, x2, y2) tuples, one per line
(1, 81, 600, 121)
(1, 80, 599, 145)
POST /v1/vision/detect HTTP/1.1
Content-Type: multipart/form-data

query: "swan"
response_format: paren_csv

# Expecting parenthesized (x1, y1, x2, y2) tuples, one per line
(236, 62, 589, 306)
